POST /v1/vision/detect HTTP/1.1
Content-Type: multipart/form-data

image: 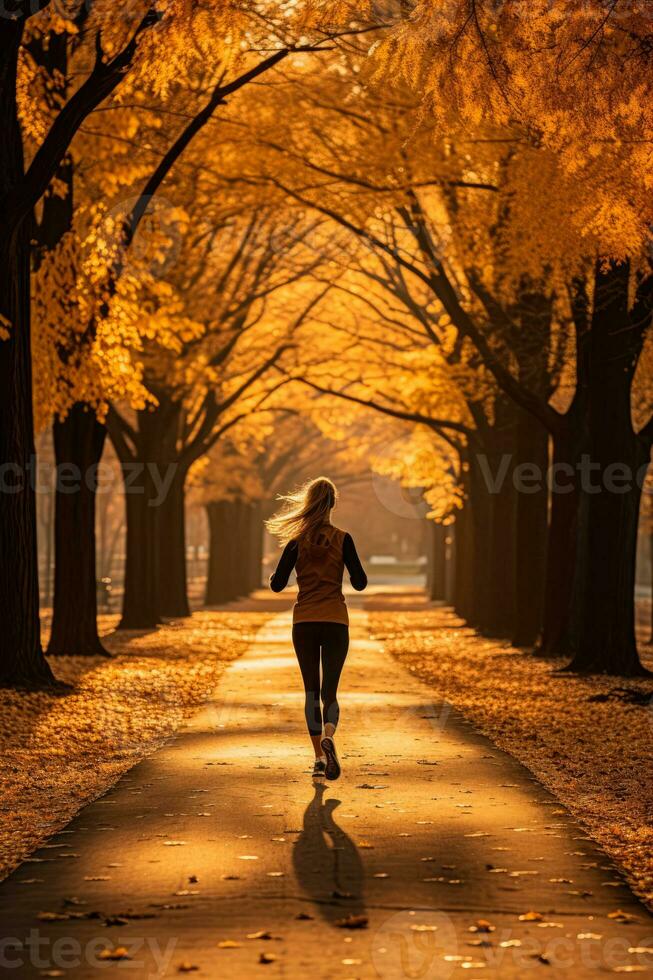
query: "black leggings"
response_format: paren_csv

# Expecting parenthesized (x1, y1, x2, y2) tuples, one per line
(292, 622, 349, 736)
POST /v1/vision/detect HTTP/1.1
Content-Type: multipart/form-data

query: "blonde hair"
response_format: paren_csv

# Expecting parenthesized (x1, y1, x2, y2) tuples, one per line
(266, 477, 337, 546)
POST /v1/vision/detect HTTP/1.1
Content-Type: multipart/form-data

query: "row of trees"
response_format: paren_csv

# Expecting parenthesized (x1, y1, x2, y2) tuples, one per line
(224, 6, 653, 675)
(0, 0, 384, 687)
(2, 1, 652, 686)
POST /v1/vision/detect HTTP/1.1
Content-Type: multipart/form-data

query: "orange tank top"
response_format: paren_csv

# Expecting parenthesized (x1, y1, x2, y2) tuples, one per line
(293, 525, 348, 625)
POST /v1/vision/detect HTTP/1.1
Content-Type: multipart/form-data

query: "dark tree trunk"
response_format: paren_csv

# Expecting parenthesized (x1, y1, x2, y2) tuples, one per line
(234, 500, 250, 597)
(444, 524, 455, 604)
(535, 416, 583, 657)
(205, 500, 240, 605)
(120, 463, 161, 630)
(512, 407, 549, 647)
(568, 441, 647, 674)
(453, 484, 474, 621)
(483, 402, 518, 639)
(112, 398, 186, 629)
(567, 262, 650, 676)
(158, 465, 190, 619)
(47, 404, 109, 656)
(252, 501, 264, 592)
(205, 502, 224, 605)
(427, 521, 447, 601)
(0, 25, 54, 687)
(649, 531, 653, 646)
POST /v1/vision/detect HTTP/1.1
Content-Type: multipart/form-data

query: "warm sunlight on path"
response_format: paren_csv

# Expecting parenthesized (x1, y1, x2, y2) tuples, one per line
(0, 600, 651, 978)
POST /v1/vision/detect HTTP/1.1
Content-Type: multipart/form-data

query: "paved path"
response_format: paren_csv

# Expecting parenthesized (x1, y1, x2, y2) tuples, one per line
(1, 604, 652, 978)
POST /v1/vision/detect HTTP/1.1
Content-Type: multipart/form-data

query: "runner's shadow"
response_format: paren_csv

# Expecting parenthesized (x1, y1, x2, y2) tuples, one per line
(292, 783, 365, 924)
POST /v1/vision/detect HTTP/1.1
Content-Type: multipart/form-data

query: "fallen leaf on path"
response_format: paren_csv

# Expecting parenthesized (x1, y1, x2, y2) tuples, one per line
(221, 874, 240, 880)
(247, 931, 275, 941)
(356, 784, 388, 789)
(295, 912, 314, 920)
(98, 947, 132, 961)
(259, 953, 276, 964)
(373, 873, 389, 879)
(104, 916, 129, 927)
(608, 910, 639, 923)
(217, 941, 242, 949)
(469, 920, 495, 934)
(266, 872, 284, 877)
(238, 855, 259, 860)
(336, 915, 368, 930)
(519, 911, 543, 922)
(177, 965, 199, 973)
(164, 841, 188, 847)
(411, 924, 438, 932)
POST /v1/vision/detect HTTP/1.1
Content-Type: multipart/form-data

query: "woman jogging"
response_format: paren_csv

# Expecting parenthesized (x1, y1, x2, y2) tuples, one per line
(268, 477, 367, 780)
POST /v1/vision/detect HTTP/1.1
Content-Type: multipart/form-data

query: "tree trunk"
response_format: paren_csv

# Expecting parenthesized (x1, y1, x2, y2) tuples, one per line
(47, 404, 109, 656)
(535, 419, 580, 656)
(120, 463, 161, 629)
(427, 521, 447, 601)
(567, 262, 649, 676)
(251, 501, 264, 592)
(649, 531, 653, 645)
(567, 441, 647, 674)
(0, 25, 54, 687)
(235, 500, 250, 597)
(452, 486, 474, 621)
(512, 407, 549, 647)
(158, 465, 190, 619)
(483, 401, 518, 639)
(205, 500, 239, 605)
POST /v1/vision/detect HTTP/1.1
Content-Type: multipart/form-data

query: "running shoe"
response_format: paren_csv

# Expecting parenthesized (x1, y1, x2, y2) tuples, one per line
(312, 758, 326, 778)
(320, 736, 341, 781)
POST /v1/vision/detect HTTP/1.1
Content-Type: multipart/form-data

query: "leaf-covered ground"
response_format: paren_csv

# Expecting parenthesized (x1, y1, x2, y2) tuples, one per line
(367, 595, 653, 912)
(0, 609, 271, 882)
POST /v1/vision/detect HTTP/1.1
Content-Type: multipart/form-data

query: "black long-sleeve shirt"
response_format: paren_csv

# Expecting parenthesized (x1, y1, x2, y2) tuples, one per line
(270, 532, 367, 593)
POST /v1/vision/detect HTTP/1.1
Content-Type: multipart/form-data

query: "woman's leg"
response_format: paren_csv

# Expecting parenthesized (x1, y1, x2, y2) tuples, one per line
(319, 623, 349, 737)
(292, 623, 323, 757)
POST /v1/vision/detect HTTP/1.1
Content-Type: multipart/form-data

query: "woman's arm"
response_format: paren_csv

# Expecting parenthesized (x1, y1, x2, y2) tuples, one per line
(269, 540, 298, 592)
(343, 533, 368, 591)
